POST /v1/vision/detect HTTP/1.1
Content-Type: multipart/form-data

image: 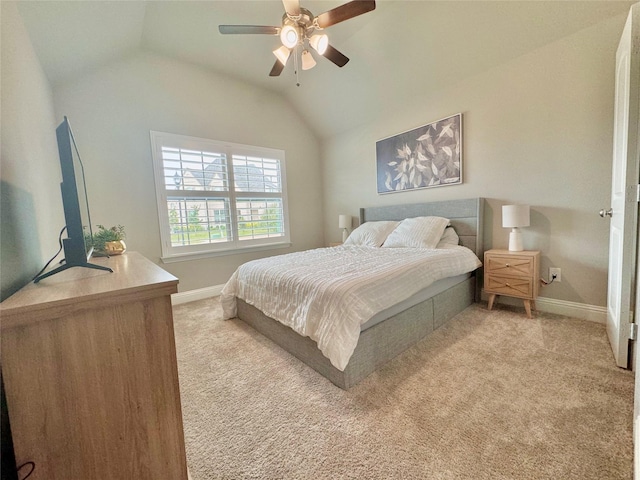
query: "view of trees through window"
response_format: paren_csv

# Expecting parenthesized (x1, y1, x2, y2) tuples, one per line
(159, 145, 286, 248)
(167, 198, 284, 246)
(151, 132, 289, 257)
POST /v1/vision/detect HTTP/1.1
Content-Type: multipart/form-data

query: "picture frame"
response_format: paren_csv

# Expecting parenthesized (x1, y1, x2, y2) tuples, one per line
(376, 113, 462, 194)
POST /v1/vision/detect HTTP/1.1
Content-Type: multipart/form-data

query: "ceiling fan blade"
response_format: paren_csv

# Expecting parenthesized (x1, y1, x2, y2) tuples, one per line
(282, 0, 301, 17)
(269, 60, 286, 77)
(323, 45, 350, 67)
(218, 25, 279, 35)
(316, 0, 376, 29)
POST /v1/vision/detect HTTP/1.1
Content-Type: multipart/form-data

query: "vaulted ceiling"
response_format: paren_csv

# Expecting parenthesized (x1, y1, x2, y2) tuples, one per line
(17, 0, 634, 138)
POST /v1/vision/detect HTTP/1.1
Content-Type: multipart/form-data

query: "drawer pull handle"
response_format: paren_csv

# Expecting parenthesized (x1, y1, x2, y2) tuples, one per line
(505, 283, 511, 287)
(505, 263, 510, 267)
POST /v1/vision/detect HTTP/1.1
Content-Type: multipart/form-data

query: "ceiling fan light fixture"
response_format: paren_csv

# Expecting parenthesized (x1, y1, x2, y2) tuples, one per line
(219, 0, 376, 80)
(309, 34, 329, 55)
(301, 50, 316, 70)
(280, 24, 299, 48)
(273, 45, 291, 65)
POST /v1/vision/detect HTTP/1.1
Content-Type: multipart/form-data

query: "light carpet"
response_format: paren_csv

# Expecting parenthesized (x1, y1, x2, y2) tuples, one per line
(173, 298, 633, 479)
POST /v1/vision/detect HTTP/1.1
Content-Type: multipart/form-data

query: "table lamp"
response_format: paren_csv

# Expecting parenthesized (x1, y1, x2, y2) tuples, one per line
(338, 214, 351, 242)
(502, 205, 530, 252)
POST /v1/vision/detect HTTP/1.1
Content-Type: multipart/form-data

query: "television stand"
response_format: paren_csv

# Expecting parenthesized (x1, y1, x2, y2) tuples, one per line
(33, 260, 113, 283)
(1, 252, 187, 479)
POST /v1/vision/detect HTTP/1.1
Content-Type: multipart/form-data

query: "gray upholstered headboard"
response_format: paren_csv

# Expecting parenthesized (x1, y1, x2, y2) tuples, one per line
(359, 198, 485, 258)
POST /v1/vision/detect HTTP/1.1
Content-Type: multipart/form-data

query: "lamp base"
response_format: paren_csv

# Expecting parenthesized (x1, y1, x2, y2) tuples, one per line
(342, 229, 349, 242)
(508, 228, 523, 251)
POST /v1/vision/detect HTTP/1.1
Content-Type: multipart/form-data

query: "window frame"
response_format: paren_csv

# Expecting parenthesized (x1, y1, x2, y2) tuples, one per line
(150, 131, 291, 262)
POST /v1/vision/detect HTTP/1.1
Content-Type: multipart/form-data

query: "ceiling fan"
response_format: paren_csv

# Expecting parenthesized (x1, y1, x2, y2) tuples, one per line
(218, 0, 376, 79)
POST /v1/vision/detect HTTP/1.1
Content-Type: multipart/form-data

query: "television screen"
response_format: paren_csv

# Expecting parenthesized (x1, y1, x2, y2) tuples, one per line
(57, 117, 93, 264)
(33, 117, 113, 282)
(67, 121, 94, 259)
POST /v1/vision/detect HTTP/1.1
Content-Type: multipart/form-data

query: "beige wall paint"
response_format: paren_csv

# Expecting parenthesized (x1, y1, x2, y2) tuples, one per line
(1, 2, 64, 299)
(53, 52, 323, 292)
(3, 3, 625, 305)
(322, 15, 627, 307)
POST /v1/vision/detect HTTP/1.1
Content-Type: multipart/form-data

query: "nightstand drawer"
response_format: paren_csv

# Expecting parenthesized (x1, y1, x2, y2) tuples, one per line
(485, 274, 533, 299)
(485, 255, 534, 277)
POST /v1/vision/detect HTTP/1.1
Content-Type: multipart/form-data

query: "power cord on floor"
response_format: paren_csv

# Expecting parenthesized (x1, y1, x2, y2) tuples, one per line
(17, 461, 35, 480)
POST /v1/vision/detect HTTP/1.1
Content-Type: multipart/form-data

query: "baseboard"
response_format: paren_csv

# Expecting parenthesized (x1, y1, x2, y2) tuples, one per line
(481, 291, 606, 324)
(171, 284, 224, 305)
(536, 296, 607, 324)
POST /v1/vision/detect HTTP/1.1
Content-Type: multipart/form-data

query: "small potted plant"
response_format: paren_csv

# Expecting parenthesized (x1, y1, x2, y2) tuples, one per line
(92, 224, 127, 255)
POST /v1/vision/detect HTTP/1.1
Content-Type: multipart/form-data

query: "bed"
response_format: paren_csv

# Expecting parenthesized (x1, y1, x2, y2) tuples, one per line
(222, 198, 484, 389)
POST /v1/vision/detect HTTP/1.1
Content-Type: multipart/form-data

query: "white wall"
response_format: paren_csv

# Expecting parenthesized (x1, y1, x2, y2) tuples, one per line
(53, 52, 323, 291)
(1, 1, 64, 299)
(321, 15, 626, 307)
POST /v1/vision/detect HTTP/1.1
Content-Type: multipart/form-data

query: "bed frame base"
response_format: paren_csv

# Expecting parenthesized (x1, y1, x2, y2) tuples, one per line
(237, 276, 475, 390)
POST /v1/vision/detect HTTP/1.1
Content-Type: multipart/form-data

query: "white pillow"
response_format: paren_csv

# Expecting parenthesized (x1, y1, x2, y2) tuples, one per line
(344, 221, 399, 247)
(436, 226, 459, 248)
(382, 216, 450, 249)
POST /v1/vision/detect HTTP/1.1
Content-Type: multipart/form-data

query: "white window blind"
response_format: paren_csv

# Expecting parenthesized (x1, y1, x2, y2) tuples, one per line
(150, 132, 290, 261)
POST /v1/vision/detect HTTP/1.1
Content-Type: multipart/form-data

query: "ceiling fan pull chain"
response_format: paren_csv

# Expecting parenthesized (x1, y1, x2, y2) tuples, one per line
(295, 44, 300, 87)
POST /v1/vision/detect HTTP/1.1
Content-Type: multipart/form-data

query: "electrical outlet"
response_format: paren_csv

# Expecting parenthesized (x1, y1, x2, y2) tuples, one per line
(549, 267, 561, 283)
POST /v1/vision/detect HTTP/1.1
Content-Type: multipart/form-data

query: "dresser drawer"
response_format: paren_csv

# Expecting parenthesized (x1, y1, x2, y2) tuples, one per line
(485, 274, 533, 299)
(485, 254, 534, 277)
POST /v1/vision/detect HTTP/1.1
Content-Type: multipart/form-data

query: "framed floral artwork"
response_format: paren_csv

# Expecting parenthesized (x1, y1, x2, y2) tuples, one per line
(376, 113, 462, 194)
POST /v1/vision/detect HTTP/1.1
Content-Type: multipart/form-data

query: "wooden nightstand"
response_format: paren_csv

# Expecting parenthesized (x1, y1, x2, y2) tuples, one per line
(329, 242, 343, 247)
(484, 249, 540, 318)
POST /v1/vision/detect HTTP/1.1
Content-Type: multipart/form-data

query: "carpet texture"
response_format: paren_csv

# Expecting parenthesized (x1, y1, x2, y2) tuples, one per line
(173, 298, 633, 479)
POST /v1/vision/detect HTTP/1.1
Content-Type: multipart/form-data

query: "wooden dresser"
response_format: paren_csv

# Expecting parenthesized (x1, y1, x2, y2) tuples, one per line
(0, 252, 188, 480)
(484, 249, 540, 318)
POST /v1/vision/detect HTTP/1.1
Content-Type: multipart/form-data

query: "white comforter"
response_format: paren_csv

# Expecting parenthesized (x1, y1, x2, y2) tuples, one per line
(221, 245, 482, 371)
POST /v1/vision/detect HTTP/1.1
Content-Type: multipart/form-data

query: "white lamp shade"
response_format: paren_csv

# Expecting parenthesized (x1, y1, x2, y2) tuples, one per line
(280, 25, 299, 48)
(502, 205, 530, 228)
(301, 50, 316, 70)
(273, 45, 291, 65)
(338, 214, 350, 229)
(309, 34, 329, 55)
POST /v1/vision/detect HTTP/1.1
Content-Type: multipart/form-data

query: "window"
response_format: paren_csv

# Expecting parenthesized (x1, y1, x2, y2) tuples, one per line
(150, 132, 290, 261)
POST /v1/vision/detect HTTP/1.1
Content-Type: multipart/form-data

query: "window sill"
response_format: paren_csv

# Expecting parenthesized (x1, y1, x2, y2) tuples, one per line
(160, 241, 292, 264)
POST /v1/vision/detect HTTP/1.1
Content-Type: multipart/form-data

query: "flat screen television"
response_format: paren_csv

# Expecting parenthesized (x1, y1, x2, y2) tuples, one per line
(34, 117, 112, 282)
